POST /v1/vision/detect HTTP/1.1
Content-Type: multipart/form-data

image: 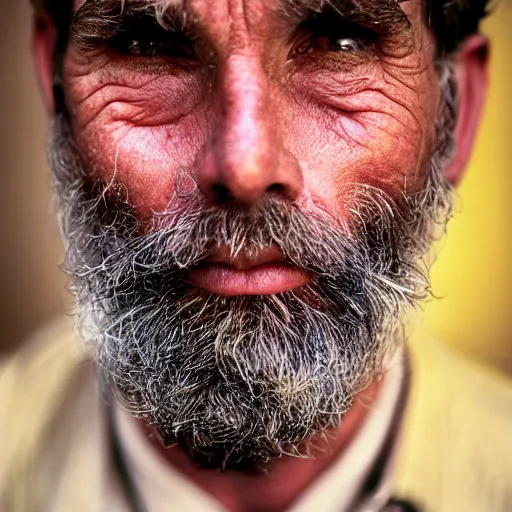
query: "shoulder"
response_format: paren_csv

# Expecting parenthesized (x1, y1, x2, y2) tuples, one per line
(0, 317, 81, 436)
(394, 335, 512, 512)
(0, 318, 94, 509)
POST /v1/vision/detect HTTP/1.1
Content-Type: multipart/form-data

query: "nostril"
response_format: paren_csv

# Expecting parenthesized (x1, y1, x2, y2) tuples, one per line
(211, 183, 233, 203)
(267, 183, 295, 200)
(267, 183, 286, 195)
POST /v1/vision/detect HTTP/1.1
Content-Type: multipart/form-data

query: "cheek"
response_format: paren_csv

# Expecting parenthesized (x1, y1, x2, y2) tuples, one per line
(284, 66, 438, 218)
(81, 124, 205, 216)
(65, 60, 209, 216)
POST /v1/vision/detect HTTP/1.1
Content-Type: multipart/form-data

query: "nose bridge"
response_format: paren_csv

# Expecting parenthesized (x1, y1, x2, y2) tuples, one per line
(219, 52, 274, 189)
(195, 43, 303, 206)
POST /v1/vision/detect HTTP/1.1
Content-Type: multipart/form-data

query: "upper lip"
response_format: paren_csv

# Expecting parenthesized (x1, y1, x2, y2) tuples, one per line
(203, 246, 287, 271)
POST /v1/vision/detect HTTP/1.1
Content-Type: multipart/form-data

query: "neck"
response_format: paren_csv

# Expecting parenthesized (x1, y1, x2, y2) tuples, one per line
(140, 380, 381, 512)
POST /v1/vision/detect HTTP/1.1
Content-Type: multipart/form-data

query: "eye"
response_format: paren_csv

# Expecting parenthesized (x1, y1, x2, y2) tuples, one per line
(295, 35, 371, 55)
(292, 15, 377, 57)
(120, 37, 195, 59)
(110, 15, 196, 60)
(332, 38, 368, 52)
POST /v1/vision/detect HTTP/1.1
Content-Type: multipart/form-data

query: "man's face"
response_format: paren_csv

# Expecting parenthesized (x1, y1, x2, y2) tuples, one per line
(65, 0, 440, 222)
(50, 0, 454, 469)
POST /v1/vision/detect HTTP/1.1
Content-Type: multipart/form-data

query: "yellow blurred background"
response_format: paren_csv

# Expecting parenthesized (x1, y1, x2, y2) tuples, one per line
(420, 2, 512, 376)
(0, 1, 510, 376)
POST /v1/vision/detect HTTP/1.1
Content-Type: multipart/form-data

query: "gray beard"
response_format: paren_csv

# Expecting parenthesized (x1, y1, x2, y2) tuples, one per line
(50, 65, 455, 470)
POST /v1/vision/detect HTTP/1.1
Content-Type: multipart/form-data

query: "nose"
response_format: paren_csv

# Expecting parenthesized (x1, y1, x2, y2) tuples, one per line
(196, 54, 303, 206)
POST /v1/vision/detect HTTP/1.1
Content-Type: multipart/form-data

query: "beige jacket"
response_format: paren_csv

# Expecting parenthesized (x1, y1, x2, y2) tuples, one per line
(1, 319, 512, 512)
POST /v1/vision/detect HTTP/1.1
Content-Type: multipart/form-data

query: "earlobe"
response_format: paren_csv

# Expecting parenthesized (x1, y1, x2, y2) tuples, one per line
(32, 12, 58, 113)
(444, 34, 490, 186)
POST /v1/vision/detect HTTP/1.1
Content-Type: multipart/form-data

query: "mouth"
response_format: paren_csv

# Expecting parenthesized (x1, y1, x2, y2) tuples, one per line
(186, 246, 311, 296)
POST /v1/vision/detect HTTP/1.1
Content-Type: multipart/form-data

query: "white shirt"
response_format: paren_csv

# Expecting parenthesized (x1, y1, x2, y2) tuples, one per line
(111, 349, 408, 512)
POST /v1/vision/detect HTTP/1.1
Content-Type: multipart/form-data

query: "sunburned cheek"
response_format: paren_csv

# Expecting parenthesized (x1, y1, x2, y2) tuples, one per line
(293, 71, 432, 143)
(333, 111, 425, 181)
(67, 70, 207, 217)
(283, 103, 429, 219)
(74, 118, 207, 218)
(285, 67, 436, 212)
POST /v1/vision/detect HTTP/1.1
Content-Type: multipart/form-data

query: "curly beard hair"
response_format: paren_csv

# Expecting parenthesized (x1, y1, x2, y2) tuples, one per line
(49, 64, 455, 471)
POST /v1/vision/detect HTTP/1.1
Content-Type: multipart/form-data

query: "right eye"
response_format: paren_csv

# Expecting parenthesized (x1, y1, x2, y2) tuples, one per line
(115, 36, 195, 59)
(291, 13, 378, 60)
(294, 34, 373, 56)
(111, 16, 196, 61)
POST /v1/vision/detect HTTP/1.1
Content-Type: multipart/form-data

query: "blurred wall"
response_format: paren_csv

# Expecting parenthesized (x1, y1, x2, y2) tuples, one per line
(0, 0, 66, 354)
(0, 1, 511, 375)
(421, 4, 512, 375)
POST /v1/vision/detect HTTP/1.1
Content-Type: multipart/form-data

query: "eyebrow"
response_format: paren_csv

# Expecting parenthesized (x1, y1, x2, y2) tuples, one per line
(70, 0, 412, 55)
(70, 0, 196, 54)
(277, 0, 412, 36)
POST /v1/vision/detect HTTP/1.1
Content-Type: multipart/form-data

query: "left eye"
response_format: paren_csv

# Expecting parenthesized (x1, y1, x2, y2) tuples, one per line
(122, 38, 194, 59)
(331, 38, 368, 52)
(292, 15, 376, 57)
(295, 35, 370, 55)
(109, 15, 196, 60)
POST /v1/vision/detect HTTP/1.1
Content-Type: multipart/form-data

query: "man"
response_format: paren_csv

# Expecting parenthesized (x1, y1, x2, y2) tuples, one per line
(1, 0, 512, 510)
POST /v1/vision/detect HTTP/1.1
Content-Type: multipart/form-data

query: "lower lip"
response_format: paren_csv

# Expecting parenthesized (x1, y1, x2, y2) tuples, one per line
(187, 263, 311, 296)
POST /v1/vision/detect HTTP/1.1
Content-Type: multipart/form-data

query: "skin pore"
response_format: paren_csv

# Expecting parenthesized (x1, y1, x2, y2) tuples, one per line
(31, 0, 488, 511)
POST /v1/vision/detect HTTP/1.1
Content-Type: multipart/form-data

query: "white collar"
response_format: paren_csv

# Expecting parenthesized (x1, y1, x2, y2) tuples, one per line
(112, 348, 408, 512)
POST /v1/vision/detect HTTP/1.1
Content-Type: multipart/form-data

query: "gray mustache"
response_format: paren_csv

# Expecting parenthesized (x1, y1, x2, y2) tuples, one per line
(78, 194, 356, 279)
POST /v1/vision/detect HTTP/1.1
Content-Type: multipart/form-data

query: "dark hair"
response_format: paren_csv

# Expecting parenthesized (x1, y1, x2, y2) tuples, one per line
(428, 0, 491, 55)
(32, 0, 491, 57)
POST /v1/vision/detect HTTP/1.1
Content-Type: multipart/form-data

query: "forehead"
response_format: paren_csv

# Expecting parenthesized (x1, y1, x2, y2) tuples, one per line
(72, 0, 422, 24)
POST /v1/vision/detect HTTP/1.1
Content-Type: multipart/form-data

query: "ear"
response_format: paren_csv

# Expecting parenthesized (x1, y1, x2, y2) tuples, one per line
(445, 34, 490, 186)
(31, 11, 58, 113)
